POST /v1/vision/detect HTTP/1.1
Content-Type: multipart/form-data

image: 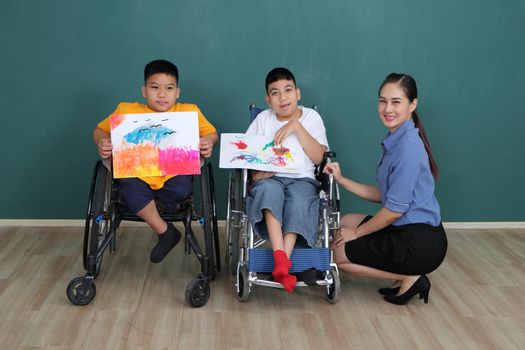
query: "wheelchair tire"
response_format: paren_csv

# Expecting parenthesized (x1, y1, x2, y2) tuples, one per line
(67, 277, 96, 306)
(227, 170, 242, 276)
(185, 276, 211, 308)
(84, 161, 113, 278)
(199, 165, 217, 280)
(236, 265, 250, 302)
(207, 164, 221, 272)
(225, 172, 234, 266)
(325, 268, 341, 304)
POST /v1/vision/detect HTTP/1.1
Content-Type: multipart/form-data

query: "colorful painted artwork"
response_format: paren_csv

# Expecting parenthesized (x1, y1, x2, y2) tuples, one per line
(110, 112, 200, 178)
(219, 133, 305, 173)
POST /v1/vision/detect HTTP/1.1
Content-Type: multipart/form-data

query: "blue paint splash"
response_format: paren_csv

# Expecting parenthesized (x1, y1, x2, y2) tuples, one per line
(124, 124, 176, 145)
(262, 140, 274, 151)
(230, 153, 269, 164)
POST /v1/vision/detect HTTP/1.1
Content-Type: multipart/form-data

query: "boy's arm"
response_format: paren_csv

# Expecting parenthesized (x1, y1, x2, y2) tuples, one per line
(93, 127, 113, 159)
(199, 133, 218, 158)
(274, 120, 326, 165)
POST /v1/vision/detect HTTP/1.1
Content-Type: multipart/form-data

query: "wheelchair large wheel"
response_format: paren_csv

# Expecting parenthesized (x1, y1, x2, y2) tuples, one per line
(83, 161, 113, 278)
(199, 164, 217, 280)
(207, 164, 221, 272)
(325, 268, 341, 304)
(226, 170, 243, 276)
(66, 277, 96, 306)
(236, 265, 250, 302)
(185, 276, 211, 308)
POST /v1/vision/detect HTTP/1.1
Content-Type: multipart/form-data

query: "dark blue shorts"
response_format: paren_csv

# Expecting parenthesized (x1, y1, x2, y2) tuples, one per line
(116, 176, 193, 214)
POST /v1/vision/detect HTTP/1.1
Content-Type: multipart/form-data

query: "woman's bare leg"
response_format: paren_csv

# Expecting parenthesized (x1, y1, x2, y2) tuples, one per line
(334, 213, 417, 293)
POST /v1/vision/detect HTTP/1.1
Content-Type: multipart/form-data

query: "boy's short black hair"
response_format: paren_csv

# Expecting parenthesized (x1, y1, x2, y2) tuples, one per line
(265, 67, 296, 93)
(144, 59, 179, 83)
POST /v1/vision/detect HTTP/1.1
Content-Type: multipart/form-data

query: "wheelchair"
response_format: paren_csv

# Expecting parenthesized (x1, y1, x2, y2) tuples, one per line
(67, 158, 220, 308)
(225, 104, 342, 303)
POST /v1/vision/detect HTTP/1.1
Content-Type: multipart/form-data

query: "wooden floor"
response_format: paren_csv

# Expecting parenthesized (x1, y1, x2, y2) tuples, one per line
(0, 225, 524, 349)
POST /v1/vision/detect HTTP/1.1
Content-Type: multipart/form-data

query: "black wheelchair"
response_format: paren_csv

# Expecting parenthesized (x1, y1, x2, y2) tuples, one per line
(225, 105, 342, 303)
(67, 159, 220, 307)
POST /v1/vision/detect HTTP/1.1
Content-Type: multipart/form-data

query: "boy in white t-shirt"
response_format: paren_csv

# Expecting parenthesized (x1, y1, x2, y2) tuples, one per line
(246, 67, 329, 292)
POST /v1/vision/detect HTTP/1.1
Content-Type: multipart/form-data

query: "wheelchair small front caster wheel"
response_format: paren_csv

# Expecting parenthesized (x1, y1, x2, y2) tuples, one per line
(67, 277, 96, 306)
(185, 277, 210, 308)
(325, 268, 340, 304)
(236, 265, 250, 302)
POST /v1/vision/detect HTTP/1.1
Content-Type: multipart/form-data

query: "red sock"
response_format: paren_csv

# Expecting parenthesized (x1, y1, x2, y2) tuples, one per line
(277, 273, 297, 293)
(272, 250, 291, 279)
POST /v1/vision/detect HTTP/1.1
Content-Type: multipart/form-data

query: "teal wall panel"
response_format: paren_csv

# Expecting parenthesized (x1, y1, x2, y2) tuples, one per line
(1, 0, 523, 220)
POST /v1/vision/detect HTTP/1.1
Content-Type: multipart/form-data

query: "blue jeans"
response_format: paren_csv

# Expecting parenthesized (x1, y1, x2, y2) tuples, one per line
(247, 176, 320, 247)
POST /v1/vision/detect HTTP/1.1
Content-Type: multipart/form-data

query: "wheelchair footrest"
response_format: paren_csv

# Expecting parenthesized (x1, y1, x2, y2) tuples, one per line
(248, 248, 330, 273)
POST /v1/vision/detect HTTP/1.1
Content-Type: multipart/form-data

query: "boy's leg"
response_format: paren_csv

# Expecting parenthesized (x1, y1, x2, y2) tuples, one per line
(283, 233, 298, 258)
(136, 200, 168, 233)
(264, 210, 297, 292)
(145, 176, 192, 263)
(282, 178, 319, 250)
(155, 175, 193, 211)
(138, 200, 181, 263)
(264, 209, 285, 252)
(116, 178, 180, 263)
(249, 178, 296, 292)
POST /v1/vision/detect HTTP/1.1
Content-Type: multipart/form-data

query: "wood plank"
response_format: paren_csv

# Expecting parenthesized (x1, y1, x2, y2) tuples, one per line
(0, 226, 524, 349)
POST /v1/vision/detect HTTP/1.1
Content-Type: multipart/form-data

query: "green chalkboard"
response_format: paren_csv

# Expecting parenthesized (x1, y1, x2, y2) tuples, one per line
(1, 0, 524, 221)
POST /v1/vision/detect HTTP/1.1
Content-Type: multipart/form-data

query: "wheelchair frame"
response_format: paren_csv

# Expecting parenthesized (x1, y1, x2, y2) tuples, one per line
(225, 105, 342, 303)
(67, 159, 220, 308)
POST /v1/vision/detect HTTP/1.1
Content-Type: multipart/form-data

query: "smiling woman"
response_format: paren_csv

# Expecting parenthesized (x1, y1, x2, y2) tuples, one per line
(324, 73, 447, 306)
(378, 73, 439, 179)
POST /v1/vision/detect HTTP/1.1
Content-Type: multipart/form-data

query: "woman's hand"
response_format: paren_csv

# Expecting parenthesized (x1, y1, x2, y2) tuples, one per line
(251, 170, 275, 181)
(324, 162, 343, 182)
(332, 227, 359, 247)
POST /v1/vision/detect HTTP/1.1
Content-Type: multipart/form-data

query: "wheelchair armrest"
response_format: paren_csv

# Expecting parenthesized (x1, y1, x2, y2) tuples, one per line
(314, 151, 336, 184)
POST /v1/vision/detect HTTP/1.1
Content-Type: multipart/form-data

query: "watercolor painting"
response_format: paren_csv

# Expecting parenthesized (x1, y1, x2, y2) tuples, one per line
(219, 133, 305, 173)
(110, 112, 200, 178)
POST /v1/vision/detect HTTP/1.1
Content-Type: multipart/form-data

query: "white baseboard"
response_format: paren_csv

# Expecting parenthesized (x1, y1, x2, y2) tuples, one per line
(0, 219, 524, 229)
(0, 219, 226, 228)
(442, 222, 525, 229)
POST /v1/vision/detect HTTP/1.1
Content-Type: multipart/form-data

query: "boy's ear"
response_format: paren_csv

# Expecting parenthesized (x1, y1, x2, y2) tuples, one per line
(141, 85, 146, 98)
(265, 94, 270, 106)
(296, 87, 301, 101)
(176, 87, 180, 99)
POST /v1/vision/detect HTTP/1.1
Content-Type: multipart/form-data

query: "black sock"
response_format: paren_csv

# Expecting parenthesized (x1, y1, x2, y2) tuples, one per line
(150, 223, 181, 263)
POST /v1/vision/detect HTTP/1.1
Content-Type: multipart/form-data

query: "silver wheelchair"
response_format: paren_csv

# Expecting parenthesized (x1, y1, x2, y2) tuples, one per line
(225, 105, 341, 303)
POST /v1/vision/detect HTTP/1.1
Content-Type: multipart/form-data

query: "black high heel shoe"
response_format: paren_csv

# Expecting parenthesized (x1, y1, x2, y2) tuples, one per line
(378, 286, 400, 296)
(384, 275, 431, 305)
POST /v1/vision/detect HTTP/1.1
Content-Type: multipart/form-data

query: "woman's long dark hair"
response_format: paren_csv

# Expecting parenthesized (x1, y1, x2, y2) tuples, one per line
(379, 73, 439, 179)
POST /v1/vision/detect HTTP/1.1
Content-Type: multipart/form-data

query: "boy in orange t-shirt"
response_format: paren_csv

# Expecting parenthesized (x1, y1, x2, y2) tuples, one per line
(94, 59, 218, 263)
